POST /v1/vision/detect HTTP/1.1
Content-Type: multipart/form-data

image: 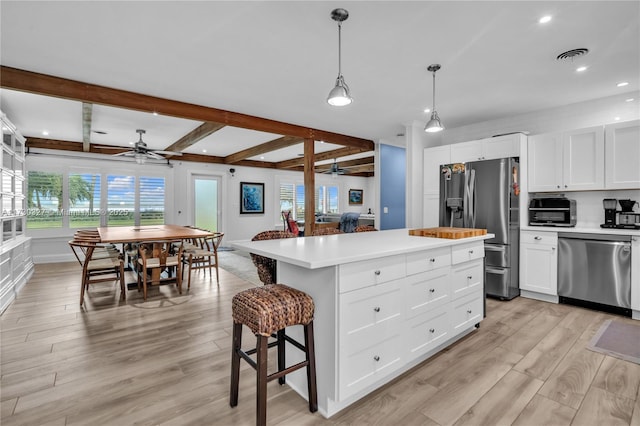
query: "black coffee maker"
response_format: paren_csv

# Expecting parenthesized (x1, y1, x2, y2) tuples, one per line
(602, 198, 618, 227)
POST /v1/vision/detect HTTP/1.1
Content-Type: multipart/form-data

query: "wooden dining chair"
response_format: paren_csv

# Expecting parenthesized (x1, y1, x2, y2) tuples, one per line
(183, 232, 224, 290)
(68, 239, 125, 306)
(136, 240, 184, 301)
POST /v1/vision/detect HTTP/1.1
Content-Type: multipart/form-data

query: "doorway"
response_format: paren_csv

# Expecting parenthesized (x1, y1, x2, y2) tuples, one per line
(192, 175, 221, 231)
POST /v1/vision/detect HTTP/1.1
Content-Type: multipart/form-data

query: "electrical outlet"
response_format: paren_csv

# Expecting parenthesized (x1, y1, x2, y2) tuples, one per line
(383, 207, 389, 213)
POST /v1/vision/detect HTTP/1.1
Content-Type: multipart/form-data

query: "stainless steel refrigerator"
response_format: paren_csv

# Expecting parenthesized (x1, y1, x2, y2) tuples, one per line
(439, 158, 520, 300)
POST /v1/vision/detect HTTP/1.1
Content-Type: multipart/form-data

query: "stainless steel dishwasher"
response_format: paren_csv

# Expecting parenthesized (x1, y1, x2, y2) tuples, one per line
(558, 233, 631, 316)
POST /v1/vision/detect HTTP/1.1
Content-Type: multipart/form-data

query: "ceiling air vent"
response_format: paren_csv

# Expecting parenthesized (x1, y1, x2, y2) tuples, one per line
(556, 48, 589, 61)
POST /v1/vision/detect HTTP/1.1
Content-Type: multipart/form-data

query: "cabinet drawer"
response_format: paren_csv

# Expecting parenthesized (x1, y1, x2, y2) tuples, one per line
(339, 254, 406, 293)
(339, 332, 403, 400)
(406, 247, 451, 275)
(451, 242, 484, 264)
(407, 305, 451, 359)
(341, 280, 403, 353)
(521, 230, 557, 245)
(405, 268, 450, 318)
(451, 293, 483, 333)
(451, 259, 483, 300)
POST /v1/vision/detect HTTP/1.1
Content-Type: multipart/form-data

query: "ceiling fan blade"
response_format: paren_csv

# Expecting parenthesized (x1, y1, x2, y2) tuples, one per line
(94, 145, 131, 150)
(112, 151, 136, 157)
(145, 151, 166, 160)
(153, 150, 183, 156)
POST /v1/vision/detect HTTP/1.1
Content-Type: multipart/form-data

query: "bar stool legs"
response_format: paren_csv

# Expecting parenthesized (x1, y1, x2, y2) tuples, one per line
(229, 320, 318, 426)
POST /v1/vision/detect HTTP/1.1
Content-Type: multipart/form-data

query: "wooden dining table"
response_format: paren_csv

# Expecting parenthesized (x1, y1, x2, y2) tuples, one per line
(96, 224, 214, 290)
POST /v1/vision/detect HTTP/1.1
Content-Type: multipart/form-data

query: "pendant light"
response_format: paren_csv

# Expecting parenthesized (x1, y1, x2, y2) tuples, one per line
(327, 8, 353, 106)
(424, 64, 444, 133)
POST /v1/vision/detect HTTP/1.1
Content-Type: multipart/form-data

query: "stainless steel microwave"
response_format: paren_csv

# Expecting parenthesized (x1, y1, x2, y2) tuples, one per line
(529, 197, 577, 226)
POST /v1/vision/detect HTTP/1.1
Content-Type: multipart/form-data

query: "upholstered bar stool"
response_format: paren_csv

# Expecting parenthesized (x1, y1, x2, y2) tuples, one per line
(230, 284, 317, 426)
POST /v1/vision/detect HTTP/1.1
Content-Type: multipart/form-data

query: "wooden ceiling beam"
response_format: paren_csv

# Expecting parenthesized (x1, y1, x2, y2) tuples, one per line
(163, 121, 226, 153)
(276, 146, 369, 169)
(82, 102, 92, 152)
(1, 66, 374, 150)
(225, 135, 303, 164)
(314, 156, 374, 172)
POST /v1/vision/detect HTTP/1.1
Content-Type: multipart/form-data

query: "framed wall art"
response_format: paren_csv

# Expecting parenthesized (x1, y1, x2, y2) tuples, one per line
(348, 188, 363, 205)
(240, 182, 264, 214)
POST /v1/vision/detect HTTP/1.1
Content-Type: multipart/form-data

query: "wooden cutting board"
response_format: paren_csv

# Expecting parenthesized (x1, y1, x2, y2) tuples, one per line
(409, 227, 487, 239)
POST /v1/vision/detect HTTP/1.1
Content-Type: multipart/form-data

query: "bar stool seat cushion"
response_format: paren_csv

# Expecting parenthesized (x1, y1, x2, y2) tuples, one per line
(232, 284, 314, 337)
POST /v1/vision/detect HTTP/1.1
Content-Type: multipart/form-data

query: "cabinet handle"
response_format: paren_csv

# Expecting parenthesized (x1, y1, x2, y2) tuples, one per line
(467, 275, 473, 280)
(429, 328, 435, 333)
(469, 249, 474, 254)
(429, 288, 435, 293)
(373, 355, 380, 362)
(373, 307, 381, 312)
(429, 258, 436, 263)
(467, 309, 472, 314)
(374, 270, 381, 276)
(557, 185, 560, 189)
(564, 185, 568, 188)
(534, 236, 542, 240)
(552, 247, 556, 251)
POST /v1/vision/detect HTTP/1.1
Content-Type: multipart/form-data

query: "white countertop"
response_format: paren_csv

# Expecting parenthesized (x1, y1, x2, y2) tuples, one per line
(521, 225, 640, 237)
(230, 228, 494, 269)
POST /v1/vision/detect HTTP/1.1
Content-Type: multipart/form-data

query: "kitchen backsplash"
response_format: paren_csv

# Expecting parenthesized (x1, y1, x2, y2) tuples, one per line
(529, 190, 640, 228)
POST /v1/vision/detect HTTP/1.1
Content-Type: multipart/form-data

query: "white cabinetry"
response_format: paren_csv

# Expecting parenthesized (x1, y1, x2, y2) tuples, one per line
(605, 120, 640, 189)
(529, 126, 605, 192)
(336, 240, 484, 401)
(450, 133, 520, 163)
(520, 230, 558, 299)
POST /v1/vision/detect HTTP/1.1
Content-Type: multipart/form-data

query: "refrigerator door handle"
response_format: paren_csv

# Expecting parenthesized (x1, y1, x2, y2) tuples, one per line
(486, 266, 507, 274)
(468, 169, 476, 228)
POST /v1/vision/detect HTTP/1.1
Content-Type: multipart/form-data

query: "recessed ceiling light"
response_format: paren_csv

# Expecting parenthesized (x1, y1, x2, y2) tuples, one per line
(576, 66, 588, 72)
(1, 126, 8, 131)
(625, 98, 635, 102)
(424, 108, 431, 113)
(152, 111, 159, 116)
(614, 117, 621, 121)
(539, 16, 552, 24)
(129, 141, 134, 145)
(42, 130, 49, 136)
(202, 149, 207, 153)
(617, 81, 629, 87)
(260, 156, 265, 160)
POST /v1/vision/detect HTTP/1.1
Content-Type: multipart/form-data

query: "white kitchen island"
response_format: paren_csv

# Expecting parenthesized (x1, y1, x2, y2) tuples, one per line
(231, 228, 494, 418)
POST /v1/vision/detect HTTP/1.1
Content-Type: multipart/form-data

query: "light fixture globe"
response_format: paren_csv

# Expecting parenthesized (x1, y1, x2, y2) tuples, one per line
(424, 64, 444, 133)
(327, 76, 352, 106)
(425, 111, 444, 133)
(327, 8, 353, 106)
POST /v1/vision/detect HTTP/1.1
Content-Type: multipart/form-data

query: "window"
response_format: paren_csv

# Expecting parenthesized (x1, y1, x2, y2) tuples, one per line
(107, 175, 135, 226)
(68, 173, 100, 228)
(26, 171, 63, 229)
(279, 182, 339, 220)
(140, 176, 165, 225)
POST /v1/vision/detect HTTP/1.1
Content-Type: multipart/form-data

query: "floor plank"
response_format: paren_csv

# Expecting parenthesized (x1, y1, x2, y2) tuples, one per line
(1, 257, 639, 426)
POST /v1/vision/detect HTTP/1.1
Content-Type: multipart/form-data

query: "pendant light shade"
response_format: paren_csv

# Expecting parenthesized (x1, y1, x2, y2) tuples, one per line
(424, 64, 444, 133)
(327, 8, 353, 106)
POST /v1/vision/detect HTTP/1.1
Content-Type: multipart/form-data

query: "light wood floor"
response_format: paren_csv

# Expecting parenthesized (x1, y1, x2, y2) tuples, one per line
(2, 260, 640, 426)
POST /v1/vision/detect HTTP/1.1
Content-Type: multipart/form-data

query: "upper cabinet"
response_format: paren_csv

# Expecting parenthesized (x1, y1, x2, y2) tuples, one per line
(605, 120, 640, 189)
(450, 133, 520, 163)
(528, 126, 605, 192)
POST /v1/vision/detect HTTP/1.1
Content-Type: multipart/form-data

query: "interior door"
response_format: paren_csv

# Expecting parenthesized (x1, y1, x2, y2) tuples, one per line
(192, 175, 221, 231)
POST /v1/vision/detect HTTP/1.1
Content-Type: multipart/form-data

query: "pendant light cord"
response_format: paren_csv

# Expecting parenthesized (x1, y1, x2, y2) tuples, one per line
(432, 70, 436, 111)
(337, 21, 342, 78)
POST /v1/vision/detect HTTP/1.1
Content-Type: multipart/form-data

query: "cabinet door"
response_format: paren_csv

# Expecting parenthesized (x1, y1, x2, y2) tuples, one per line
(423, 145, 451, 194)
(605, 120, 640, 189)
(422, 194, 440, 227)
(528, 132, 563, 192)
(563, 126, 605, 190)
(520, 243, 557, 295)
(450, 140, 483, 163)
(482, 134, 520, 160)
(631, 237, 639, 313)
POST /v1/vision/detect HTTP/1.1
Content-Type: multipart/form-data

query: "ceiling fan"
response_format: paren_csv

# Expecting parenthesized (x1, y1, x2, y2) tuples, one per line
(321, 159, 348, 176)
(111, 129, 182, 164)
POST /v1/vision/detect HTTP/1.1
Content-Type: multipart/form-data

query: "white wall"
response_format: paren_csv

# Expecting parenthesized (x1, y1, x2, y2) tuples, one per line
(409, 91, 640, 226)
(26, 151, 374, 262)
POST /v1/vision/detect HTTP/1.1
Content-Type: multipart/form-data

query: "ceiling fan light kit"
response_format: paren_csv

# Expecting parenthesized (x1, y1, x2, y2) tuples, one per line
(424, 64, 445, 133)
(112, 129, 182, 164)
(327, 8, 353, 107)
